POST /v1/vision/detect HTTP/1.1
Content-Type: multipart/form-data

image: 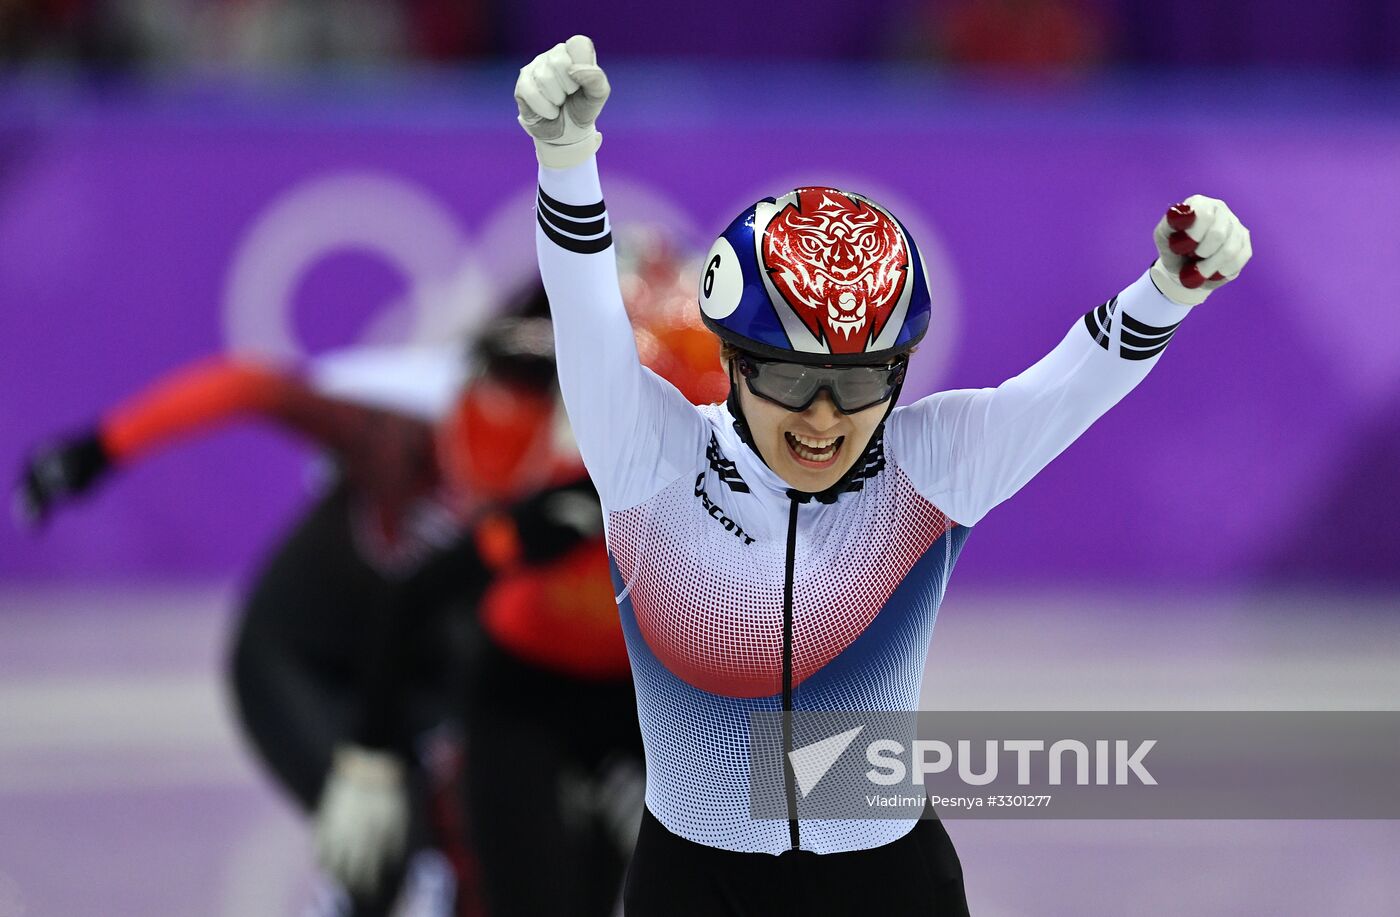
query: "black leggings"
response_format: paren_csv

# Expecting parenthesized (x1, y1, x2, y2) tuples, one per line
(465, 640, 644, 917)
(227, 483, 479, 916)
(624, 807, 970, 916)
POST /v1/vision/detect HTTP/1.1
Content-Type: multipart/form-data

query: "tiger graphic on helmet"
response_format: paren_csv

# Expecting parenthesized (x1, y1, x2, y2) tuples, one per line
(762, 188, 910, 354)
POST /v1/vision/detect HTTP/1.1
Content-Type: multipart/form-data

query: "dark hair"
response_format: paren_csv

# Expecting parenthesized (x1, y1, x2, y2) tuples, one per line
(471, 316, 557, 391)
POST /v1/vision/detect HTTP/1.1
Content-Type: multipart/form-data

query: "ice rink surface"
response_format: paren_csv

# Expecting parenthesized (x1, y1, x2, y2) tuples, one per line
(1, 585, 1397, 916)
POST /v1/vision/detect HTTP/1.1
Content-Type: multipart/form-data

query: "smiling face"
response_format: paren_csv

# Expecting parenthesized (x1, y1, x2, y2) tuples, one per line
(732, 361, 889, 492)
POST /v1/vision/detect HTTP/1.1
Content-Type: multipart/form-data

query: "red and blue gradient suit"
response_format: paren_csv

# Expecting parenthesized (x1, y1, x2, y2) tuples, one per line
(535, 156, 1192, 855)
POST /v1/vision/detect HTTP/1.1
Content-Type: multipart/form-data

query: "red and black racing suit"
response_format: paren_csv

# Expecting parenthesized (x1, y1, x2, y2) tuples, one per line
(85, 354, 641, 917)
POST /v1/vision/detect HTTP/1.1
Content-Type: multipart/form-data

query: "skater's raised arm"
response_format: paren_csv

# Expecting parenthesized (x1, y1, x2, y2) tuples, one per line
(13, 354, 438, 527)
(14, 356, 302, 525)
(888, 196, 1252, 526)
(517, 36, 707, 513)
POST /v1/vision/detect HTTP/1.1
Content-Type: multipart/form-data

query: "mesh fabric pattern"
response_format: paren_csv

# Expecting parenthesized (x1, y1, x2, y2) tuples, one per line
(606, 416, 966, 854)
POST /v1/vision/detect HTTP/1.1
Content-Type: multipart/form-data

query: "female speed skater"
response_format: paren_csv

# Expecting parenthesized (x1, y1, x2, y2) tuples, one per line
(16, 295, 727, 917)
(514, 36, 1253, 915)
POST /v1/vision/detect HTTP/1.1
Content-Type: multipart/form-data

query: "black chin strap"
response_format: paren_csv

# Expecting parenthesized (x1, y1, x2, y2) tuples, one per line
(726, 374, 760, 456)
(726, 363, 906, 505)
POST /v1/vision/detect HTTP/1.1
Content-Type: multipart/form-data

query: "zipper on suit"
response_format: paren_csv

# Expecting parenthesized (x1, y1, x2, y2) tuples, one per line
(782, 494, 800, 851)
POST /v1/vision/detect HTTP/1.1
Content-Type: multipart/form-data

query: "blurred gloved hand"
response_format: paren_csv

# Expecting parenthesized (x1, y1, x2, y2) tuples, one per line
(1150, 194, 1253, 306)
(515, 35, 611, 169)
(313, 745, 409, 898)
(13, 432, 111, 528)
(556, 754, 645, 858)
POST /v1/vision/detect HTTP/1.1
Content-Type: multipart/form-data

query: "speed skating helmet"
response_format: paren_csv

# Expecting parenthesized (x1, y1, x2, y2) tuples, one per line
(698, 187, 931, 366)
(441, 316, 561, 502)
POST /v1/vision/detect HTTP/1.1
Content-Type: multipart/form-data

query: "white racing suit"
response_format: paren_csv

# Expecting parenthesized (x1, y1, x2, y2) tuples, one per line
(536, 156, 1190, 856)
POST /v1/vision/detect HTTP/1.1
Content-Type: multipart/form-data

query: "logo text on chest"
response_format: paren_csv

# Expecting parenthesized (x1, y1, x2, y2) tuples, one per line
(694, 474, 756, 546)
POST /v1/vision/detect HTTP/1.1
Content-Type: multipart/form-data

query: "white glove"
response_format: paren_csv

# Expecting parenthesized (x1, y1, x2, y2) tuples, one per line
(1149, 194, 1252, 306)
(514, 35, 611, 170)
(313, 745, 409, 898)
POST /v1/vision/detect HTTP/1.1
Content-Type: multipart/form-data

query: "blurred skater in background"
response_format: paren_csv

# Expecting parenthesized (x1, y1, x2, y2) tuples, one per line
(14, 247, 726, 916)
(17, 309, 546, 915)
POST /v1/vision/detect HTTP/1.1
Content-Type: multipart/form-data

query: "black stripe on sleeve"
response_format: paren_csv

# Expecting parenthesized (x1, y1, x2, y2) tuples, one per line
(1120, 311, 1182, 339)
(536, 207, 613, 254)
(1082, 297, 1115, 350)
(537, 186, 606, 219)
(537, 193, 608, 237)
(1119, 340, 1172, 361)
(1119, 325, 1178, 350)
(1082, 295, 1184, 361)
(1117, 311, 1182, 360)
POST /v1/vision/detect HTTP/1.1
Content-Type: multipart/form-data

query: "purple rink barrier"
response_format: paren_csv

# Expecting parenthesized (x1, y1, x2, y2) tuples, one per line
(2, 72, 1399, 587)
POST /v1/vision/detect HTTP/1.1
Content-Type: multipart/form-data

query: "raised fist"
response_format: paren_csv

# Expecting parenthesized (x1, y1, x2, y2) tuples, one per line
(515, 35, 611, 170)
(1150, 194, 1252, 306)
